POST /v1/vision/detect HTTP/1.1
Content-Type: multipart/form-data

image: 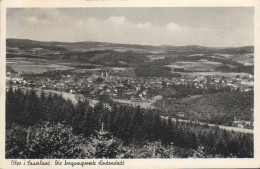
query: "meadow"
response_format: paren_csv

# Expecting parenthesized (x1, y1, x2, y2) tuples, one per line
(6, 58, 74, 74)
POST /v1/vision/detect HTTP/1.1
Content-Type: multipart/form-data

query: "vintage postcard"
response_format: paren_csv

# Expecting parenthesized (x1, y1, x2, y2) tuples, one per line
(0, 0, 260, 168)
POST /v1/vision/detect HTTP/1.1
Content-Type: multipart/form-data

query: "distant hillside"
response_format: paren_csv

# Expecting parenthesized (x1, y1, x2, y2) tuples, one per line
(7, 38, 253, 54)
(54, 41, 162, 52)
(6, 38, 254, 74)
(6, 39, 151, 66)
(166, 45, 253, 55)
(158, 91, 253, 125)
(62, 50, 149, 66)
(7, 38, 161, 53)
(6, 39, 69, 52)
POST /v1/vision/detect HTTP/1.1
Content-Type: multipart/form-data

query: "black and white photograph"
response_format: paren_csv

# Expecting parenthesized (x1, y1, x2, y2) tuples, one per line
(2, 4, 258, 164)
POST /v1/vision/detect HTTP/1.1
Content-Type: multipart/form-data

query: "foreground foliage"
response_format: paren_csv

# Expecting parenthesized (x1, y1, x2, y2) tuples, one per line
(6, 88, 254, 158)
(6, 122, 231, 159)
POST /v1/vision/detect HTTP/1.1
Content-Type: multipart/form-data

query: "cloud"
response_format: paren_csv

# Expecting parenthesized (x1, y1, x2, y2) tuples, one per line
(107, 16, 126, 25)
(76, 16, 183, 45)
(6, 8, 253, 47)
(7, 9, 184, 45)
(136, 22, 152, 29)
(166, 22, 181, 31)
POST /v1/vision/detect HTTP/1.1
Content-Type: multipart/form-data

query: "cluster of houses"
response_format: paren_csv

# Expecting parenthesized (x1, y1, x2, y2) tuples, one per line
(174, 74, 254, 92)
(6, 69, 254, 129)
(233, 117, 253, 129)
(6, 68, 254, 100)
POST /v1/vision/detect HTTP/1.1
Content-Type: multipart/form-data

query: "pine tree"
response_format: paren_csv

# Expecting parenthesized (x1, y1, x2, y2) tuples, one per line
(6, 85, 14, 122)
(22, 89, 41, 125)
(128, 106, 144, 142)
(165, 117, 174, 144)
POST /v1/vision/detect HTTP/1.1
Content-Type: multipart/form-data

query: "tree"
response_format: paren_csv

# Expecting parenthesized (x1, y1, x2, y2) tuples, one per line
(86, 134, 123, 158)
(6, 86, 14, 122)
(95, 77, 104, 83)
(6, 122, 87, 159)
(128, 106, 144, 142)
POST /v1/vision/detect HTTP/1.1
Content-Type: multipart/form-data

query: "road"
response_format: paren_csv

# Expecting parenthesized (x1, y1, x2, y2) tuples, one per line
(40, 89, 99, 107)
(31, 88, 255, 134)
(44, 90, 254, 134)
(162, 116, 254, 134)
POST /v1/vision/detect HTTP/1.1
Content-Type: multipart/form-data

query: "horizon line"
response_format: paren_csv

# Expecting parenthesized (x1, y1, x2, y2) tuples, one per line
(6, 37, 254, 49)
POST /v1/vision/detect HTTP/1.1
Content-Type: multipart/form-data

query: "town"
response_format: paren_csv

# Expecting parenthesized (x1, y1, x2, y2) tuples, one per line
(6, 65, 254, 129)
(6, 66, 254, 99)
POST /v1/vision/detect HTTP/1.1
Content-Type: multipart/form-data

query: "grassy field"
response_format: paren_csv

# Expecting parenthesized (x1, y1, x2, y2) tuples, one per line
(6, 58, 74, 74)
(113, 95, 162, 109)
(166, 60, 223, 72)
(171, 71, 251, 77)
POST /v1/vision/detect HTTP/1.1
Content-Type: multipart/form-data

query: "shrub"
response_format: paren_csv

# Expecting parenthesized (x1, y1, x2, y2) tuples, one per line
(6, 122, 87, 159)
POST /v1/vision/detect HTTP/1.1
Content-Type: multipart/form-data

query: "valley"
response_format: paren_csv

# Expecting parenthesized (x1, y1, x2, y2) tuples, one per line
(6, 38, 254, 130)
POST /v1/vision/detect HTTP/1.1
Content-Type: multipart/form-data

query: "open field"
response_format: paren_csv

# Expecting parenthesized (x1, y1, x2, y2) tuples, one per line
(166, 60, 223, 72)
(171, 71, 252, 77)
(40, 90, 79, 103)
(113, 95, 162, 109)
(231, 54, 254, 66)
(6, 58, 74, 74)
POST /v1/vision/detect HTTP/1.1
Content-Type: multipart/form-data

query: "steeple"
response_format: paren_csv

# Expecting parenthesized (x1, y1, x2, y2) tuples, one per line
(105, 71, 108, 80)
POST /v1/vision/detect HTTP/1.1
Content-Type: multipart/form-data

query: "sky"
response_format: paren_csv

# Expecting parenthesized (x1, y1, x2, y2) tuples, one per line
(7, 8, 254, 47)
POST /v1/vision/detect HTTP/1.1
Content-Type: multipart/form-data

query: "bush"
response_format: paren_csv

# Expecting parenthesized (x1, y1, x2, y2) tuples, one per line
(85, 134, 124, 158)
(6, 122, 87, 159)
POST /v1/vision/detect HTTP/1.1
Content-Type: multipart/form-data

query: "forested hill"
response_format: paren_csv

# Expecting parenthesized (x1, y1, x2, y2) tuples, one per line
(7, 38, 253, 54)
(6, 38, 254, 73)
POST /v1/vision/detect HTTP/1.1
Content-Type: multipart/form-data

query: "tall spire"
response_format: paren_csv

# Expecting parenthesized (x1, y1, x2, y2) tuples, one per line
(105, 71, 108, 80)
